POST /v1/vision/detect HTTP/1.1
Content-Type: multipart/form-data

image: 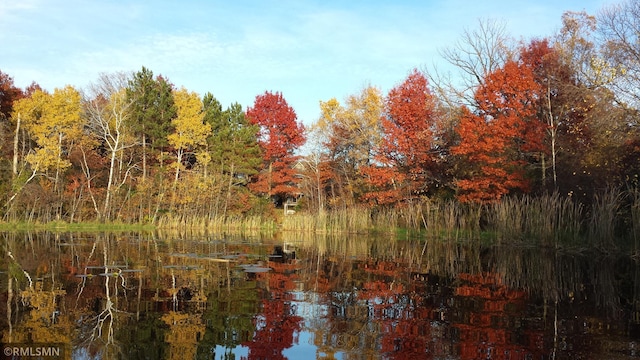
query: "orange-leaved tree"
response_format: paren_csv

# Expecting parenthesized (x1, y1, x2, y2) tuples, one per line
(363, 69, 442, 205)
(246, 91, 305, 203)
(452, 59, 545, 203)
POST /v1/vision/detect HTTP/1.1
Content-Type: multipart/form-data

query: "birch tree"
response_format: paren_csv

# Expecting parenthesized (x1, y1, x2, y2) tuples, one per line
(84, 73, 135, 220)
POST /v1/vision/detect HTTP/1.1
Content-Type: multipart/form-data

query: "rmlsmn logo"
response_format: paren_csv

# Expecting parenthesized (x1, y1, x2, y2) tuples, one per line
(2, 344, 63, 359)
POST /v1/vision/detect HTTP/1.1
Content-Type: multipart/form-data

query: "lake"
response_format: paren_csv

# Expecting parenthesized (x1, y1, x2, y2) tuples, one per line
(1, 231, 639, 359)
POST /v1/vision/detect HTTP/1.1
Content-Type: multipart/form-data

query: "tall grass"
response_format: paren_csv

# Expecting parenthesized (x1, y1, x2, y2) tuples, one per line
(420, 199, 482, 240)
(587, 187, 624, 249)
(0, 220, 155, 232)
(154, 187, 637, 250)
(281, 201, 481, 237)
(488, 193, 583, 246)
(282, 207, 372, 233)
(156, 214, 277, 233)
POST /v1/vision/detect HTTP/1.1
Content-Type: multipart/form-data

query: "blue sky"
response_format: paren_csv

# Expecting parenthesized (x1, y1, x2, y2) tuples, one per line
(1, 0, 614, 125)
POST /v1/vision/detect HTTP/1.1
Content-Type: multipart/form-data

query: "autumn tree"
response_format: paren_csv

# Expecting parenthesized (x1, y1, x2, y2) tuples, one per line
(0, 71, 24, 212)
(84, 72, 136, 220)
(168, 87, 211, 189)
(452, 59, 545, 203)
(0, 71, 23, 211)
(363, 69, 444, 205)
(29, 87, 84, 192)
(316, 86, 384, 207)
(9, 82, 41, 179)
(295, 136, 333, 214)
(246, 91, 305, 203)
(519, 36, 615, 196)
(7, 86, 84, 217)
(597, 1, 640, 184)
(0, 73, 39, 184)
(548, 10, 635, 198)
(0, 70, 23, 121)
(424, 19, 517, 199)
(519, 39, 576, 190)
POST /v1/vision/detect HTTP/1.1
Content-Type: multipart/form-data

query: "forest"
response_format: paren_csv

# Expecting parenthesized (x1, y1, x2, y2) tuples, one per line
(0, 3, 639, 240)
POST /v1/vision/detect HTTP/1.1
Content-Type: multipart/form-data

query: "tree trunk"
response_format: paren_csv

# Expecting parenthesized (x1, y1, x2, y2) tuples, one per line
(170, 149, 183, 211)
(12, 114, 20, 177)
(546, 82, 558, 189)
(141, 133, 147, 182)
(55, 133, 62, 192)
(317, 167, 323, 213)
(268, 161, 273, 198)
(80, 146, 101, 219)
(223, 163, 234, 218)
(173, 149, 182, 188)
(55, 132, 63, 220)
(103, 146, 118, 221)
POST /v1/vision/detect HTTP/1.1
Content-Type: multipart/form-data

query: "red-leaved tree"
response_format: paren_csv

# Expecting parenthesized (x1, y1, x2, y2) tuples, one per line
(0, 70, 24, 120)
(246, 91, 305, 202)
(363, 69, 442, 205)
(452, 59, 545, 203)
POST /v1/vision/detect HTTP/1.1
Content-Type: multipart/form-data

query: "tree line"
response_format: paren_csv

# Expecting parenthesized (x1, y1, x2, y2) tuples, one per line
(0, 3, 638, 224)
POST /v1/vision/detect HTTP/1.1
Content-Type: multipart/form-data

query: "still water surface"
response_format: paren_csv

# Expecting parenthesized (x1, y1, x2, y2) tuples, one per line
(1, 231, 639, 359)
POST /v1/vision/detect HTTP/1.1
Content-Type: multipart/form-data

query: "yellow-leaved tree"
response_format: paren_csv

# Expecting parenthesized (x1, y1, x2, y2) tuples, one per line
(316, 85, 383, 206)
(6, 86, 83, 213)
(168, 87, 211, 191)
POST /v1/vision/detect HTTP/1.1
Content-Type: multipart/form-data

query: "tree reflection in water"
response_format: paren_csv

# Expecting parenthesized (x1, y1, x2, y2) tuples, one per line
(0, 231, 638, 359)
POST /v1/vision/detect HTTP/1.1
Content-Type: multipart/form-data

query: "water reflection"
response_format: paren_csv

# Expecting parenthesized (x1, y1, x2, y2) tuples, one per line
(1, 231, 639, 359)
